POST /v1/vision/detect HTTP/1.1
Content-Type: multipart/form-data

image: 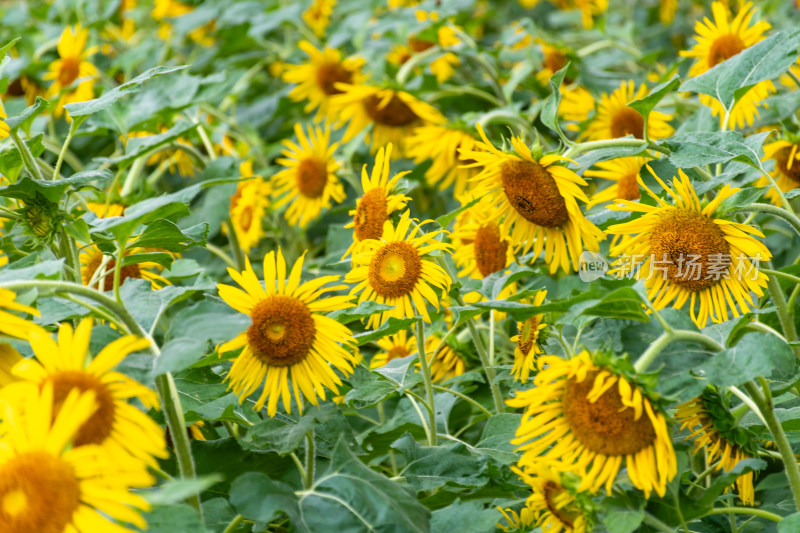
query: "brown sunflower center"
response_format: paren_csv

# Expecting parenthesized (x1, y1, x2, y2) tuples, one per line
(49, 371, 117, 446)
(517, 317, 540, 356)
(473, 223, 509, 277)
(500, 160, 569, 228)
(247, 295, 316, 367)
(542, 481, 577, 529)
(58, 57, 80, 87)
(617, 171, 641, 201)
(354, 188, 388, 241)
(544, 48, 568, 74)
(85, 253, 142, 292)
(296, 157, 328, 199)
(610, 107, 645, 139)
(239, 205, 253, 231)
(774, 146, 800, 185)
(316, 61, 353, 96)
(364, 94, 419, 127)
(709, 34, 745, 67)
(386, 345, 411, 361)
(408, 36, 435, 53)
(562, 370, 657, 456)
(0, 452, 80, 533)
(649, 209, 730, 291)
(368, 241, 422, 297)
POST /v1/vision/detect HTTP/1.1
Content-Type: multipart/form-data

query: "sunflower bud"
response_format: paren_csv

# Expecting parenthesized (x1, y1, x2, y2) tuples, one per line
(19, 195, 62, 246)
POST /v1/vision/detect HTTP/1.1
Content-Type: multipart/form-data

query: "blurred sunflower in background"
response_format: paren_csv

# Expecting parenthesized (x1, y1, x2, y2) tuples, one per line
(126, 129, 197, 177)
(510, 289, 547, 383)
(506, 464, 590, 533)
(518, 0, 607, 29)
(217, 249, 357, 416)
(80, 245, 169, 292)
(0, 288, 45, 340)
(607, 169, 771, 328)
(370, 330, 417, 369)
(303, 0, 336, 37)
(680, 1, 774, 128)
(559, 85, 595, 130)
(228, 160, 271, 254)
(755, 139, 800, 205)
(582, 81, 673, 141)
(426, 334, 466, 383)
(406, 124, 480, 200)
(44, 24, 98, 116)
(585, 156, 649, 207)
(272, 123, 345, 228)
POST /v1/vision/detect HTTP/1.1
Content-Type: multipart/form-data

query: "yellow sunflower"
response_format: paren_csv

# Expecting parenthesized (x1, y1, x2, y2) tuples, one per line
(80, 245, 169, 292)
(85, 202, 125, 218)
(0, 343, 22, 387)
(152, 0, 215, 44)
(0, 384, 154, 533)
(584, 156, 649, 207)
(272, 123, 345, 229)
(510, 289, 547, 383)
(2, 319, 168, 468)
(680, 1, 774, 129)
(0, 102, 9, 139)
(461, 124, 604, 274)
(229, 160, 272, 254)
(126, 129, 197, 177)
(659, 0, 677, 24)
(216, 249, 357, 416)
(329, 84, 445, 157)
(518, 0, 607, 29)
(559, 85, 595, 130)
(406, 124, 480, 200)
(282, 41, 365, 122)
(582, 81, 674, 141)
(44, 24, 98, 117)
(534, 40, 571, 87)
(509, 464, 589, 533)
(755, 139, 800, 205)
(303, 0, 336, 37)
(606, 169, 771, 329)
(343, 143, 410, 258)
(370, 330, 417, 369)
(675, 389, 757, 505)
(426, 334, 466, 383)
(0, 289, 45, 340)
(345, 210, 452, 330)
(508, 351, 677, 498)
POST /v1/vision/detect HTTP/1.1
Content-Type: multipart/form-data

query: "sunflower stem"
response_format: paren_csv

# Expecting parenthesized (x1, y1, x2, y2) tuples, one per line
(642, 512, 678, 533)
(121, 156, 146, 197)
(304, 429, 315, 489)
(53, 116, 83, 181)
(226, 217, 246, 272)
(743, 380, 800, 511)
(58, 228, 81, 284)
(634, 329, 724, 372)
(433, 384, 492, 418)
(765, 267, 800, 360)
(562, 137, 648, 159)
(113, 240, 127, 303)
(415, 318, 437, 446)
(9, 129, 45, 181)
(731, 203, 800, 238)
(704, 506, 783, 523)
(222, 514, 245, 533)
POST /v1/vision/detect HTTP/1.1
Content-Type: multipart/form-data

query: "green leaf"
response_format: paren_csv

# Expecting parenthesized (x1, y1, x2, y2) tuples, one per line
(391, 434, 489, 491)
(139, 504, 211, 533)
(3, 96, 50, 131)
(715, 186, 765, 216)
(0, 170, 113, 203)
(98, 121, 198, 168)
(475, 413, 522, 465)
(701, 332, 796, 387)
(628, 76, 681, 121)
(121, 252, 174, 269)
(153, 337, 209, 377)
(0, 134, 44, 182)
(680, 29, 800, 110)
(662, 131, 770, 169)
(0, 257, 63, 282)
(435, 194, 482, 230)
(354, 317, 418, 345)
(229, 473, 301, 525)
(130, 220, 209, 252)
(778, 513, 800, 533)
(602, 505, 643, 533)
(143, 476, 222, 506)
(0, 37, 20, 57)
(430, 500, 504, 533)
(539, 63, 571, 145)
(64, 65, 188, 117)
(694, 458, 766, 510)
(344, 365, 399, 408)
(582, 287, 650, 322)
(328, 300, 394, 325)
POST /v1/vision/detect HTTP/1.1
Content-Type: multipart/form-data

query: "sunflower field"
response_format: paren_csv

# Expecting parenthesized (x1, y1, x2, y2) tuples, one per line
(5, 0, 800, 532)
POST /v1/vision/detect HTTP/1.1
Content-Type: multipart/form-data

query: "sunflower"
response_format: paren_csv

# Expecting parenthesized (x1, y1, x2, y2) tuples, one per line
(497, 506, 536, 533)
(0, 102, 9, 139)
(85, 202, 125, 218)
(345, 210, 452, 329)
(216, 249, 357, 416)
(510, 464, 589, 533)
(675, 389, 758, 505)
(282, 41, 365, 122)
(328, 84, 445, 157)
(343, 143, 410, 258)
(559, 85, 595, 129)
(584, 156, 649, 207)
(659, 0, 677, 24)
(406, 124, 480, 200)
(680, 1, 774, 129)
(582, 81, 673, 141)
(534, 40, 571, 87)
(0, 289, 45, 340)
(461, 124, 604, 274)
(80, 245, 169, 292)
(126, 129, 197, 177)
(426, 334, 466, 383)
(431, 52, 460, 84)
(0, 384, 154, 533)
(0, 343, 22, 387)
(303, 0, 336, 38)
(43, 24, 98, 117)
(518, 0, 607, 29)
(508, 351, 677, 498)
(606, 169, 771, 329)
(510, 289, 548, 383)
(229, 160, 272, 254)
(370, 330, 417, 369)
(755, 139, 800, 205)
(273, 123, 345, 229)
(152, 0, 215, 44)
(2, 319, 168, 468)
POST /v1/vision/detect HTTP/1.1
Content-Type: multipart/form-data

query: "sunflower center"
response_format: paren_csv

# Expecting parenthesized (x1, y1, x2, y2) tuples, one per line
(500, 160, 569, 228)
(542, 481, 576, 529)
(544, 48, 567, 74)
(709, 34, 745, 67)
(49, 371, 116, 446)
(386, 345, 410, 361)
(517, 317, 540, 356)
(562, 370, 657, 456)
(368, 241, 423, 297)
(247, 295, 316, 367)
(316, 61, 353, 96)
(354, 188, 388, 241)
(774, 146, 800, 185)
(610, 107, 645, 139)
(364, 94, 419, 127)
(85, 253, 142, 292)
(239, 205, 253, 231)
(617, 171, 641, 201)
(296, 157, 328, 199)
(649, 209, 730, 291)
(408, 36, 435, 53)
(0, 452, 80, 533)
(58, 57, 80, 87)
(473, 223, 509, 277)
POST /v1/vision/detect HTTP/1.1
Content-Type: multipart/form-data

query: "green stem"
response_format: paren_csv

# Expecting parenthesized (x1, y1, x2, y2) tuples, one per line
(9, 129, 45, 181)
(225, 217, 246, 272)
(415, 318, 437, 446)
(703, 507, 782, 523)
(304, 429, 315, 489)
(634, 330, 724, 372)
(432, 385, 492, 418)
(642, 512, 677, 533)
(563, 137, 648, 159)
(730, 203, 800, 237)
(743, 380, 800, 510)
(762, 268, 800, 285)
(53, 118, 81, 181)
(113, 241, 126, 303)
(222, 514, 244, 533)
(58, 229, 81, 284)
(766, 269, 800, 360)
(120, 156, 146, 197)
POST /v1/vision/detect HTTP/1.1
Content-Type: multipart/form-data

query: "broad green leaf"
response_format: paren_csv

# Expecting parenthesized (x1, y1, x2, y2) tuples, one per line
(98, 121, 198, 168)
(3, 96, 50, 131)
(0, 37, 20, 57)
(715, 186, 765, 216)
(144, 476, 222, 506)
(662, 131, 770, 169)
(0, 134, 45, 182)
(602, 504, 643, 533)
(778, 513, 800, 533)
(539, 63, 571, 145)
(391, 434, 489, 491)
(344, 365, 399, 408)
(354, 317, 418, 345)
(121, 252, 174, 269)
(229, 473, 301, 525)
(680, 29, 800, 110)
(130, 220, 209, 252)
(430, 500, 504, 533)
(700, 332, 796, 387)
(435, 194, 482, 230)
(139, 504, 211, 533)
(152, 337, 209, 377)
(64, 65, 188, 117)
(0, 257, 63, 282)
(328, 300, 394, 324)
(627, 76, 680, 121)
(475, 413, 522, 464)
(166, 298, 250, 346)
(241, 415, 316, 455)
(0, 169, 112, 203)
(582, 287, 649, 322)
